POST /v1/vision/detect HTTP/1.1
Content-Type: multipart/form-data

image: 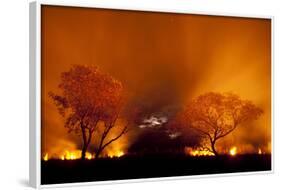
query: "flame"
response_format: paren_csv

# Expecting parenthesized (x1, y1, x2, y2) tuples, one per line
(185, 147, 214, 156)
(116, 151, 124, 157)
(43, 153, 49, 161)
(86, 153, 94, 160)
(107, 150, 125, 158)
(43, 150, 109, 160)
(258, 148, 262, 155)
(229, 147, 237, 156)
(64, 150, 77, 160)
(62, 150, 93, 160)
(42, 120, 130, 160)
(104, 139, 126, 158)
(42, 150, 95, 160)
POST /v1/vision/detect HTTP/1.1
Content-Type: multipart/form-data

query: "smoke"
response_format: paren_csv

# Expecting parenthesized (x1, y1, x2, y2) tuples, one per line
(139, 115, 168, 129)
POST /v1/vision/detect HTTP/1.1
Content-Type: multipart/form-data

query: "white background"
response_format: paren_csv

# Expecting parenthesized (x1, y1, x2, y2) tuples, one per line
(0, 0, 280, 189)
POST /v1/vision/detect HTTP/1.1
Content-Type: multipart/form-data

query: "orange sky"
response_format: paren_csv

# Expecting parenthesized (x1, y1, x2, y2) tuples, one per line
(41, 5, 271, 156)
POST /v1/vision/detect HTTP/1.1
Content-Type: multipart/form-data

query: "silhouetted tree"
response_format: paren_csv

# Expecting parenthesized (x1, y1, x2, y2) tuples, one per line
(49, 65, 128, 159)
(178, 92, 263, 156)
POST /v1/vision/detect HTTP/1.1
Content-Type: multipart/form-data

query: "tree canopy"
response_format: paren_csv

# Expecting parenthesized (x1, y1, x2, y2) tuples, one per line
(49, 65, 126, 159)
(177, 92, 263, 155)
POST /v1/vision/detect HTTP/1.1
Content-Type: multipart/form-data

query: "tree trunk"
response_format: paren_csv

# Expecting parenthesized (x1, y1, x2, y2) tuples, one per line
(95, 149, 102, 159)
(81, 127, 88, 160)
(96, 125, 128, 158)
(81, 144, 87, 160)
(96, 140, 105, 158)
(211, 141, 219, 156)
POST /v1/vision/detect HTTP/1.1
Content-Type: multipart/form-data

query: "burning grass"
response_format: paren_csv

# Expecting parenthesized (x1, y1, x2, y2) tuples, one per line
(43, 149, 125, 161)
(43, 145, 270, 161)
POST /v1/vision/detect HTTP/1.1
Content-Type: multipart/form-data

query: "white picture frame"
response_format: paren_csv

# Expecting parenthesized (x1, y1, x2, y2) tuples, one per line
(29, 1, 274, 188)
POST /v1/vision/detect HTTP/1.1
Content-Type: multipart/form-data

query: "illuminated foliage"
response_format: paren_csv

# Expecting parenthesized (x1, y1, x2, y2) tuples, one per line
(49, 65, 127, 159)
(180, 92, 263, 156)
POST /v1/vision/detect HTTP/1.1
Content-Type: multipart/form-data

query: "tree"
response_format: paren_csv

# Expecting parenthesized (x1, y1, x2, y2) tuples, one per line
(179, 92, 263, 156)
(49, 65, 128, 159)
(94, 105, 131, 158)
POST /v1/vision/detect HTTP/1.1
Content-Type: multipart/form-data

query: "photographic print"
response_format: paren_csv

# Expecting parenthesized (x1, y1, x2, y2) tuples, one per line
(41, 5, 271, 185)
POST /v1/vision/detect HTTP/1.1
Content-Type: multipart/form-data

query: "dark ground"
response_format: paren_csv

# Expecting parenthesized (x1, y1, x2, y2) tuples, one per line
(41, 154, 271, 185)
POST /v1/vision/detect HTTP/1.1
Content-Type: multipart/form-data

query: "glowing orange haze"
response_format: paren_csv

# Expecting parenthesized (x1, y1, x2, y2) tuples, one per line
(41, 6, 271, 159)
